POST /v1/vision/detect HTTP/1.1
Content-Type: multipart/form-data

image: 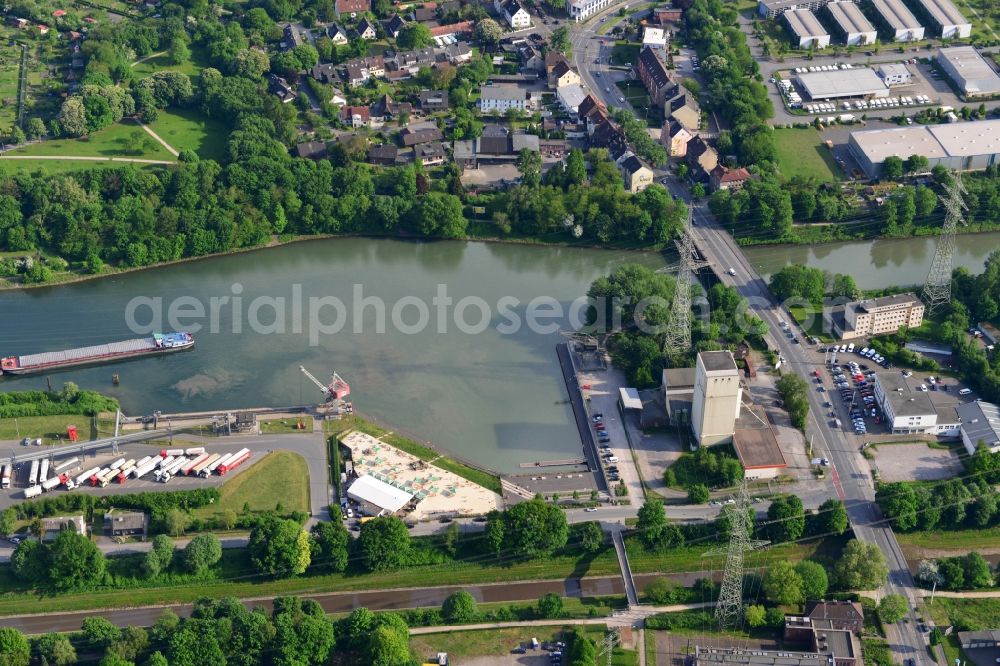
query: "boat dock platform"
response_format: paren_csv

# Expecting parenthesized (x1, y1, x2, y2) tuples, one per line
(518, 458, 587, 468)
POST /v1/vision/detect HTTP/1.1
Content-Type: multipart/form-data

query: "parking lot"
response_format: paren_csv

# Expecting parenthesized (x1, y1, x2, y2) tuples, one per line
(871, 442, 963, 482)
(820, 342, 892, 436)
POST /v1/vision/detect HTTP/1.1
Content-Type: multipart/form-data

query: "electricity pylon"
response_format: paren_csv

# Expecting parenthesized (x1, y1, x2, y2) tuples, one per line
(704, 479, 769, 631)
(922, 171, 967, 316)
(663, 212, 707, 358)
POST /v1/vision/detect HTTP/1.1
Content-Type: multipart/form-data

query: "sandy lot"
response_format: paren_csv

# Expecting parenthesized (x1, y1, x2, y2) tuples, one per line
(342, 430, 501, 519)
(871, 442, 963, 482)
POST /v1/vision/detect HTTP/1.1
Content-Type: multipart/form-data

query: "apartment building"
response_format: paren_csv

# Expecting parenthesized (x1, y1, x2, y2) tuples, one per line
(840, 293, 924, 339)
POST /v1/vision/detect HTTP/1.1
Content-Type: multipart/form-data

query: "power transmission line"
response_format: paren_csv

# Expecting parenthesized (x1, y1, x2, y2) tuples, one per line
(663, 212, 707, 358)
(922, 171, 967, 316)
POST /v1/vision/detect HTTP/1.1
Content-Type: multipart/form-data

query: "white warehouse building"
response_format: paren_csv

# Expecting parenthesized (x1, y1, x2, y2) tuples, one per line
(795, 67, 889, 100)
(937, 46, 1000, 99)
(915, 0, 971, 38)
(870, 0, 925, 42)
(959, 401, 1000, 455)
(872, 372, 961, 436)
(826, 1, 877, 45)
(784, 9, 830, 48)
(848, 118, 1000, 178)
(569, 0, 624, 21)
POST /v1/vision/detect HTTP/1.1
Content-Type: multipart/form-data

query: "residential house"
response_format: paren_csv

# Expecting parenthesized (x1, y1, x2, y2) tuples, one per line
(455, 124, 540, 169)
(368, 144, 399, 165)
(327, 23, 349, 44)
(590, 118, 629, 159)
(548, 56, 580, 89)
(295, 141, 329, 159)
(104, 511, 147, 539)
(418, 90, 450, 112)
(383, 14, 407, 38)
(42, 516, 87, 541)
(710, 165, 751, 191)
(556, 83, 587, 114)
(618, 153, 655, 193)
(282, 24, 303, 50)
(311, 63, 340, 84)
(431, 21, 473, 39)
(345, 62, 369, 86)
(330, 88, 348, 105)
(518, 44, 545, 72)
(37, 24, 49, 35)
(642, 26, 668, 50)
(268, 74, 297, 103)
(479, 84, 530, 113)
(496, 0, 532, 28)
(661, 119, 693, 157)
(400, 126, 444, 146)
(441, 40, 472, 62)
(686, 135, 718, 176)
(411, 6, 437, 22)
(653, 5, 683, 23)
(578, 94, 608, 131)
(636, 46, 677, 106)
(540, 139, 569, 158)
(354, 17, 377, 39)
(336, 0, 369, 18)
(372, 94, 412, 120)
(668, 93, 700, 131)
(342, 105, 372, 128)
(7, 17, 29, 29)
(415, 141, 447, 165)
(804, 601, 865, 634)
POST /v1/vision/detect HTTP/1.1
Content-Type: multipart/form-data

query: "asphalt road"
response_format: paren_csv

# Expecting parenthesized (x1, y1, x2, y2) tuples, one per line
(687, 199, 928, 662)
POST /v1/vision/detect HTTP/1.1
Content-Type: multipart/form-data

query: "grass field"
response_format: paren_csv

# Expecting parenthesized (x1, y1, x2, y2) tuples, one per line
(626, 536, 829, 573)
(3, 120, 176, 161)
(897, 526, 1000, 553)
(924, 597, 1000, 631)
(190, 451, 310, 519)
(145, 108, 228, 161)
(410, 626, 571, 659)
(131, 48, 206, 79)
(259, 416, 315, 434)
(611, 42, 641, 66)
(0, 414, 114, 444)
(0, 41, 21, 130)
(788, 304, 834, 342)
(773, 128, 842, 183)
(0, 159, 163, 175)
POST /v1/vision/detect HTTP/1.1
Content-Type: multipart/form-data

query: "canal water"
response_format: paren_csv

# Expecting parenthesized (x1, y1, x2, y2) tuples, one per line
(0, 238, 665, 472)
(743, 231, 1000, 290)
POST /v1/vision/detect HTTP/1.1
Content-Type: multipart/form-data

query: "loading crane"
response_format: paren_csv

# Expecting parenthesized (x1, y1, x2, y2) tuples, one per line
(299, 366, 351, 402)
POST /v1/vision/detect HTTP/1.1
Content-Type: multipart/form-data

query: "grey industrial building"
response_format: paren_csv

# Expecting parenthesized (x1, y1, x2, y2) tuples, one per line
(848, 119, 1000, 177)
(959, 400, 1000, 455)
(826, 1, 877, 45)
(795, 67, 889, 99)
(869, 0, 925, 41)
(937, 46, 1000, 98)
(914, 0, 971, 37)
(785, 9, 831, 47)
(757, 0, 829, 19)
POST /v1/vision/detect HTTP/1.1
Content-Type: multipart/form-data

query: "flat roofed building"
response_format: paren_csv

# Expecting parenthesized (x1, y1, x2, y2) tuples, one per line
(732, 404, 787, 480)
(757, 0, 830, 19)
(692, 351, 742, 447)
(784, 9, 830, 48)
(569, 0, 625, 21)
(643, 26, 668, 49)
(958, 400, 1000, 455)
(876, 62, 912, 85)
(826, 1, 877, 45)
(844, 292, 925, 337)
(795, 67, 888, 100)
(870, 0, 924, 40)
(348, 474, 414, 515)
(694, 642, 859, 666)
(960, 630, 1000, 649)
(478, 84, 530, 112)
(937, 46, 1000, 98)
(872, 370, 962, 435)
(849, 118, 1000, 177)
(915, 0, 971, 37)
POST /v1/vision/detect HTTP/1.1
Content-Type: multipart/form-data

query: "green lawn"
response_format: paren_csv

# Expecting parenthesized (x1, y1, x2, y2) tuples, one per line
(924, 597, 1000, 631)
(258, 416, 314, 434)
(626, 536, 829, 573)
(0, 41, 21, 129)
(3, 120, 175, 161)
(772, 128, 842, 183)
(611, 42, 641, 66)
(0, 159, 163, 175)
(897, 526, 1000, 552)
(0, 415, 114, 444)
(145, 108, 228, 161)
(190, 450, 310, 519)
(131, 50, 205, 79)
(410, 626, 572, 659)
(788, 304, 834, 342)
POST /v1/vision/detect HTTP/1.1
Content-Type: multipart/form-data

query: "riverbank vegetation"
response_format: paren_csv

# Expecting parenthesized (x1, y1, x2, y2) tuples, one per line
(587, 264, 768, 387)
(0, 383, 118, 419)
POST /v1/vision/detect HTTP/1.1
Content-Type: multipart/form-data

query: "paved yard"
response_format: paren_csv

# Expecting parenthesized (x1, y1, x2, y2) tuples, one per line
(629, 424, 685, 500)
(872, 442, 963, 482)
(654, 633, 781, 666)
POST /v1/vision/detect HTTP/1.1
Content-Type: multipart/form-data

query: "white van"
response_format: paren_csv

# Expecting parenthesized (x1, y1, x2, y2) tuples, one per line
(860, 347, 869, 356)
(959, 388, 973, 395)
(606, 456, 619, 463)
(847, 343, 855, 353)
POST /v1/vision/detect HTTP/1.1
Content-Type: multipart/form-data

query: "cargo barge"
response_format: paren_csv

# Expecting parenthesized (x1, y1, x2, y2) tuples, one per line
(1, 332, 194, 375)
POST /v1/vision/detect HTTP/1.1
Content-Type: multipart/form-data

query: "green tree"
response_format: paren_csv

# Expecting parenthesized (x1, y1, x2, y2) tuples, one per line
(834, 539, 888, 590)
(163, 508, 189, 536)
(882, 155, 904, 180)
(33, 633, 76, 666)
(878, 594, 908, 623)
(0, 509, 13, 537)
(309, 520, 350, 572)
(412, 192, 467, 238)
(181, 534, 222, 574)
(565, 148, 587, 186)
(814, 498, 849, 536)
(687, 484, 711, 504)
(108, 626, 148, 662)
(537, 592, 563, 619)
(441, 590, 478, 623)
(549, 26, 570, 54)
(794, 560, 829, 600)
(248, 516, 311, 577)
(637, 497, 668, 548)
(905, 154, 930, 174)
(500, 499, 568, 558)
(10, 539, 46, 584)
(763, 561, 804, 605)
(0, 627, 29, 666)
(645, 578, 680, 604)
(577, 521, 605, 552)
(767, 494, 805, 543)
(24, 117, 46, 141)
(475, 18, 503, 47)
(364, 615, 411, 666)
(396, 23, 434, 48)
(745, 604, 767, 627)
(48, 529, 106, 590)
(82, 617, 121, 649)
(168, 36, 191, 65)
(358, 516, 411, 572)
(230, 48, 270, 78)
(516, 148, 542, 187)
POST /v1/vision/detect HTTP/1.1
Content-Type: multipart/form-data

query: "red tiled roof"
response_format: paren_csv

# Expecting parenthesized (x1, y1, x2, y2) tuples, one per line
(430, 20, 471, 35)
(337, 0, 370, 12)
